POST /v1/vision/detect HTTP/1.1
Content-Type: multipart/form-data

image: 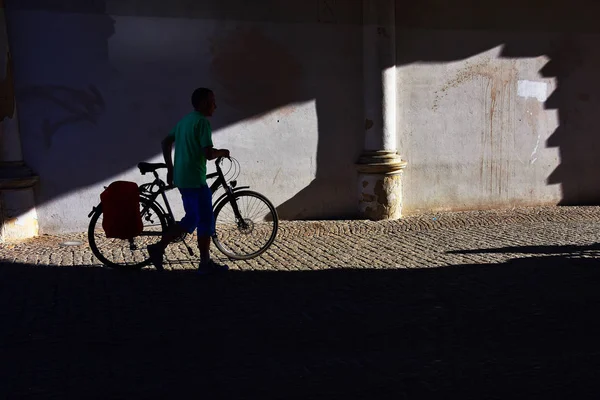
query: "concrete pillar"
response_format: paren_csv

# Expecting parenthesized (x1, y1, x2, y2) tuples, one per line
(357, 0, 406, 220)
(0, 3, 39, 242)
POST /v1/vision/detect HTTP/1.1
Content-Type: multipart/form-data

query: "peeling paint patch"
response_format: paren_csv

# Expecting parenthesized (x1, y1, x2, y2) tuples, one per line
(517, 80, 548, 102)
(358, 174, 402, 220)
(433, 58, 516, 112)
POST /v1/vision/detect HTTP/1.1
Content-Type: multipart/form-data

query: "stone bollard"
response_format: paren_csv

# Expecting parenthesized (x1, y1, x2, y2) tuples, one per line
(0, 162, 39, 242)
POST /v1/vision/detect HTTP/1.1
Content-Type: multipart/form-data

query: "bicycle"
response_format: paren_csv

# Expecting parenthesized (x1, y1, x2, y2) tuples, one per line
(87, 157, 279, 269)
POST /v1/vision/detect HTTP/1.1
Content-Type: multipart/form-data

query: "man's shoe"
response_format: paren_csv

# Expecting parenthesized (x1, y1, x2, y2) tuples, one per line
(197, 260, 229, 275)
(147, 243, 165, 271)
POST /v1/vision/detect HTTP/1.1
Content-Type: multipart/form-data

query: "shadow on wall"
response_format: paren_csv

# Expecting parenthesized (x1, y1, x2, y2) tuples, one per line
(18, 84, 105, 149)
(491, 32, 600, 206)
(6, 0, 117, 224)
(539, 37, 600, 205)
(6, 0, 600, 232)
(3, 254, 600, 398)
(6, 0, 365, 232)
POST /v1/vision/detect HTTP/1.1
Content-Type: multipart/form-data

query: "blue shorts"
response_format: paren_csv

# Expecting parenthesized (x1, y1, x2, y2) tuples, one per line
(178, 186, 215, 236)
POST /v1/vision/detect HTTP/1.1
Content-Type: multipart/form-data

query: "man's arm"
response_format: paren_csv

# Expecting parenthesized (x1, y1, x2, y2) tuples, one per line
(162, 135, 175, 185)
(200, 119, 229, 160)
(204, 146, 230, 160)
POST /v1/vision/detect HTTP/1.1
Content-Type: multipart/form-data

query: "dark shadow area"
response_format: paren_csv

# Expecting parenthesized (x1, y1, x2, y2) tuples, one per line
(3, 256, 600, 398)
(448, 242, 600, 256)
(540, 37, 600, 206)
(18, 84, 106, 148)
(5, 0, 600, 229)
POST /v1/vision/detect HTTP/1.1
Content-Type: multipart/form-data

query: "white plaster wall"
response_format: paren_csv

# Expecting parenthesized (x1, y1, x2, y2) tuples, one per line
(395, 29, 600, 213)
(7, 2, 364, 233)
(10, 2, 600, 232)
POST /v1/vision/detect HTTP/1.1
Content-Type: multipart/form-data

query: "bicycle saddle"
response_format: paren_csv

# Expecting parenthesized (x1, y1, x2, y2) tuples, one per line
(137, 162, 167, 175)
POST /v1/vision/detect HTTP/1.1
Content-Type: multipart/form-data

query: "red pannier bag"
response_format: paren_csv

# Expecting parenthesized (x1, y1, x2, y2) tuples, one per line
(100, 181, 143, 239)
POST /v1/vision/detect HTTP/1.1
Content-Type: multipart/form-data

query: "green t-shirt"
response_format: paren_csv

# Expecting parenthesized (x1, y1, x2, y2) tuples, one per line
(168, 111, 213, 188)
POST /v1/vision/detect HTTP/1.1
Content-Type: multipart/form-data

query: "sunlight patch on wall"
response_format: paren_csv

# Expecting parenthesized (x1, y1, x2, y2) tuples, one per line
(212, 100, 319, 205)
(137, 99, 319, 211)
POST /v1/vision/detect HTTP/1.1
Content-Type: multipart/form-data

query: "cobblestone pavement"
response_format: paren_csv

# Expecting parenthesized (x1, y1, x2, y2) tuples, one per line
(3, 205, 600, 270)
(2, 206, 600, 399)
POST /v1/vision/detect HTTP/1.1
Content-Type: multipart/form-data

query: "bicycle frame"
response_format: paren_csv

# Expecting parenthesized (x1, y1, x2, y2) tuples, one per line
(138, 158, 250, 229)
(86, 158, 252, 245)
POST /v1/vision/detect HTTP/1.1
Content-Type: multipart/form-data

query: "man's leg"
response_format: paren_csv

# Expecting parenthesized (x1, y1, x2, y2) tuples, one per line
(196, 185, 228, 274)
(148, 189, 198, 270)
(198, 235, 211, 265)
(158, 223, 186, 251)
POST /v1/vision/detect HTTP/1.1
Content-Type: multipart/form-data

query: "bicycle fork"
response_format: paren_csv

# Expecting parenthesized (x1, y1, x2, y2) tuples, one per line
(230, 195, 251, 232)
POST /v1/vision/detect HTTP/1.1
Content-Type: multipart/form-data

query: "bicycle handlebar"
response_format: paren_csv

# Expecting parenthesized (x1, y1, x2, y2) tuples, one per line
(214, 156, 231, 172)
(149, 157, 230, 188)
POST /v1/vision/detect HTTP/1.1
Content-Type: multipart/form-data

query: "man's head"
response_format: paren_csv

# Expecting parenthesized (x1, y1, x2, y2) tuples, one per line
(191, 88, 216, 116)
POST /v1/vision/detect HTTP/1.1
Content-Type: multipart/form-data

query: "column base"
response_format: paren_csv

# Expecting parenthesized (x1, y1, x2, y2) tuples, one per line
(1, 188, 39, 243)
(356, 150, 407, 221)
(0, 162, 39, 243)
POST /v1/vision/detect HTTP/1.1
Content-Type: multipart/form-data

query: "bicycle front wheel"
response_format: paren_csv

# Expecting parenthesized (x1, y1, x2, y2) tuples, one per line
(88, 198, 168, 269)
(212, 190, 278, 260)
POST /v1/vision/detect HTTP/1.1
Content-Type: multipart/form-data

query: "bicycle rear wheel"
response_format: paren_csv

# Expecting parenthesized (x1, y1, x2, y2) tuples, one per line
(88, 198, 167, 269)
(212, 190, 278, 260)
